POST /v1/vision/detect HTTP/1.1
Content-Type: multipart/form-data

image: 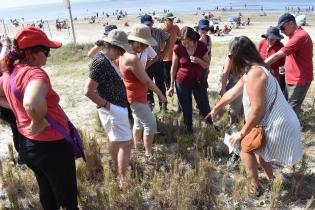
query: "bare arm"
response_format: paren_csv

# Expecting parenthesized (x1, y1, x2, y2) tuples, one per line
(84, 78, 109, 109)
(190, 52, 210, 69)
(220, 56, 232, 96)
(23, 80, 50, 135)
(240, 66, 266, 135)
(167, 52, 179, 96)
(0, 35, 10, 60)
(87, 45, 103, 59)
(264, 50, 286, 66)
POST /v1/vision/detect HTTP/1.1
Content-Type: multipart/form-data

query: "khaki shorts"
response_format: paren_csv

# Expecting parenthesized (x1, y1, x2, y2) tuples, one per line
(130, 102, 157, 135)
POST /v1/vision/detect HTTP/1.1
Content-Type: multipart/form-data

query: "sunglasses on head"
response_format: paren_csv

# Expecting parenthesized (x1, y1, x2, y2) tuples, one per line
(280, 21, 290, 31)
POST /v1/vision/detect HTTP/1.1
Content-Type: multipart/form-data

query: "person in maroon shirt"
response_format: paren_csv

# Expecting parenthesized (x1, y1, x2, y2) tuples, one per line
(167, 26, 212, 133)
(258, 26, 285, 91)
(265, 13, 313, 116)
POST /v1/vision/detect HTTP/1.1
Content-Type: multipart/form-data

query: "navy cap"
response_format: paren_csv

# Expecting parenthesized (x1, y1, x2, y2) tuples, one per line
(261, 26, 284, 40)
(195, 19, 210, 29)
(104, 24, 117, 35)
(277, 13, 295, 29)
(140, 14, 153, 25)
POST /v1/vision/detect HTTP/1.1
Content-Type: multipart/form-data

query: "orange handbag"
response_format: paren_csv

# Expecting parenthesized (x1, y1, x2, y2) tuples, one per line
(241, 126, 265, 153)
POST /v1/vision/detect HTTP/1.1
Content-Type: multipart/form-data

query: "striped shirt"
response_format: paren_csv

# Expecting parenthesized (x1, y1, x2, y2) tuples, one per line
(151, 27, 170, 57)
(243, 66, 303, 165)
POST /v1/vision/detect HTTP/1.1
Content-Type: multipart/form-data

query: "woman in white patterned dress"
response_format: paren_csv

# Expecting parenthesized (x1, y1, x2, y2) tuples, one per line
(206, 36, 303, 194)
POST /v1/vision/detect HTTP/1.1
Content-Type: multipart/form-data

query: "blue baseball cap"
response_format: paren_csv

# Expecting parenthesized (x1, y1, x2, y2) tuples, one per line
(195, 19, 210, 29)
(277, 13, 295, 29)
(261, 26, 284, 40)
(140, 14, 153, 25)
(104, 24, 117, 35)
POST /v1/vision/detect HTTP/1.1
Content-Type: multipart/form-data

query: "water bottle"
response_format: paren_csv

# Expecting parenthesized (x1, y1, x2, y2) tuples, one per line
(230, 123, 241, 155)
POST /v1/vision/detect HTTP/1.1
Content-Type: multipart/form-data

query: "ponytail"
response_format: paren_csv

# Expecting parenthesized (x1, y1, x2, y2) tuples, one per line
(2, 39, 26, 73)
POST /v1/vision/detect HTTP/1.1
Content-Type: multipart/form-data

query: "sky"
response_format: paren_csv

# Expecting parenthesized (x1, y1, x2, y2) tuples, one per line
(0, 0, 83, 9)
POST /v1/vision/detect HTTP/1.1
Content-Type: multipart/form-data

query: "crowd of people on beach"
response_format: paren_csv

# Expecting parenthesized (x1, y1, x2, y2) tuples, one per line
(0, 11, 313, 208)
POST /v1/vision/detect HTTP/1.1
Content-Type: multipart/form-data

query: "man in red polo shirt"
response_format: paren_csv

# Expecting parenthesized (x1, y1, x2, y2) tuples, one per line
(265, 13, 313, 117)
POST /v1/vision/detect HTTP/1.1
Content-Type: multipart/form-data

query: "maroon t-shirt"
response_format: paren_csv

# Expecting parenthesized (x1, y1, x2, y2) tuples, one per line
(174, 41, 208, 87)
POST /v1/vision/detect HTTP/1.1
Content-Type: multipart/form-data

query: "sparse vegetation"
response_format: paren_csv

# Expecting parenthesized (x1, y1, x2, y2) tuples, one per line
(0, 43, 314, 209)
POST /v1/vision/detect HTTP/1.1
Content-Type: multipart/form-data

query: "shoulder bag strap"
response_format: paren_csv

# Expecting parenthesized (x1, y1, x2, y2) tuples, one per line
(9, 72, 73, 142)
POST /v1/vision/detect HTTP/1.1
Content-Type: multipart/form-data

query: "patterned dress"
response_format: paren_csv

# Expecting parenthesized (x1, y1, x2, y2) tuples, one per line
(242, 66, 303, 165)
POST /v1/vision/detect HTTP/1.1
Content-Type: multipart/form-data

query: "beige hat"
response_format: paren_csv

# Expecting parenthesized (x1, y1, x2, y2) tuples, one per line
(128, 24, 157, 46)
(104, 29, 133, 53)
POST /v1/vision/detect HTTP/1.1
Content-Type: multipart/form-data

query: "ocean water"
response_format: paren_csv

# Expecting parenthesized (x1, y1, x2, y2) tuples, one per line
(0, 0, 313, 22)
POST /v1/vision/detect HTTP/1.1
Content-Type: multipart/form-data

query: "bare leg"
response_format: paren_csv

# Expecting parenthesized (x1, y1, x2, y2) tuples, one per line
(240, 151, 259, 187)
(108, 141, 119, 173)
(117, 140, 133, 189)
(143, 134, 154, 156)
(133, 127, 143, 149)
(255, 154, 274, 181)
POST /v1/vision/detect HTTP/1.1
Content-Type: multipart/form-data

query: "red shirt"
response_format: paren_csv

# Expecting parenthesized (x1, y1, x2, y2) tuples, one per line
(1, 64, 69, 141)
(281, 27, 313, 85)
(258, 39, 285, 79)
(119, 63, 148, 104)
(174, 41, 208, 87)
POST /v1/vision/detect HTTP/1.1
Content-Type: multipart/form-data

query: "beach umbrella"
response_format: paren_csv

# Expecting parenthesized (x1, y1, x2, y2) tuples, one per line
(227, 16, 237, 23)
(296, 15, 306, 26)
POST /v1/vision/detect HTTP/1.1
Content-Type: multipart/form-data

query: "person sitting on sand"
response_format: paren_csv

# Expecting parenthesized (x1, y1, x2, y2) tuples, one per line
(87, 24, 117, 59)
(84, 29, 133, 189)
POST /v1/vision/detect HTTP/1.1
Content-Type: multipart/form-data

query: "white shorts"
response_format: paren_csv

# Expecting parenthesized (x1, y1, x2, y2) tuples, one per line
(98, 103, 132, 141)
(130, 102, 157, 135)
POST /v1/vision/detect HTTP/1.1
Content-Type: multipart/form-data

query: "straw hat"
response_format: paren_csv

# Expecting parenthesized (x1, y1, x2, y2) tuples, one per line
(104, 29, 133, 53)
(128, 24, 157, 46)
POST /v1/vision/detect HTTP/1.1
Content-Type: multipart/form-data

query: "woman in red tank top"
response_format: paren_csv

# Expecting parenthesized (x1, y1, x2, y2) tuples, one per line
(119, 24, 166, 162)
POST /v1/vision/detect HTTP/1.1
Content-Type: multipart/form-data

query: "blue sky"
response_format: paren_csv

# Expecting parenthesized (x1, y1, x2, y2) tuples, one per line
(0, 0, 83, 9)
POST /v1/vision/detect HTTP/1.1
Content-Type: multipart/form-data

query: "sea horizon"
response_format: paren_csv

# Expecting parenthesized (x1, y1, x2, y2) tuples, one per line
(0, 0, 314, 22)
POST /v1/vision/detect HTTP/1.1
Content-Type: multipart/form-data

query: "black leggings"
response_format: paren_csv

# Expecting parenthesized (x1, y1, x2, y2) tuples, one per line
(19, 137, 78, 210)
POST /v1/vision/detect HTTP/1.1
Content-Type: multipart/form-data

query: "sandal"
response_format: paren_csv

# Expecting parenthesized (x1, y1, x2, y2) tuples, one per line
(249, 184, 264, 197)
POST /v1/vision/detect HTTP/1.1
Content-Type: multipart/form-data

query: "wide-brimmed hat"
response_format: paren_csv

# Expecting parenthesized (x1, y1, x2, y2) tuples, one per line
(104, 24, 117, 35)
(164, 12, 176, 20)
(261, 26, 284, 40)
(277, 13, 295, 29)
(140, 14, 154, 25)
(15, 26, 61, 49)
(104, 29, 133, 53)
(128, 24, 157, 46)
(195, 19, 210, 29)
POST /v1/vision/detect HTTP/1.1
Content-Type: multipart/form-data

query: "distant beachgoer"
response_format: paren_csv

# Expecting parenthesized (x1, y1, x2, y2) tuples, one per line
(207, 36, 303, 196)
(258, 26, 285, 91)
(162, 12, 180, 89)
(84, 29, 133, 189)
(167, 27, 212, 133)
(265, 13, 313, 117)
(87, 24, 117, 59)
(140, 14, 170, 111)
(119, 24, 166, 162)
(0, 26, 79, 209)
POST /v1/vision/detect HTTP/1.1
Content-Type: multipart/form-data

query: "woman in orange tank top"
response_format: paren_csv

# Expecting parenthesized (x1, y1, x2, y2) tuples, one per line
(119, 24, 166, 162)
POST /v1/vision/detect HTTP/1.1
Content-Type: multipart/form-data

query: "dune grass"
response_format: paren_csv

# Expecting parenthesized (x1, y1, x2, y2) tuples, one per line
(0, 42, 315, 209)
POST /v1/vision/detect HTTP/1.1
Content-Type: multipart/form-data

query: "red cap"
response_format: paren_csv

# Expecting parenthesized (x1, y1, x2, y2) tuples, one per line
(15, 26, 62, 49)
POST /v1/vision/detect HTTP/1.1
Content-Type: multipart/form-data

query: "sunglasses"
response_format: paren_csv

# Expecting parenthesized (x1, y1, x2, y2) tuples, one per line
(37, 47, 50, 57)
